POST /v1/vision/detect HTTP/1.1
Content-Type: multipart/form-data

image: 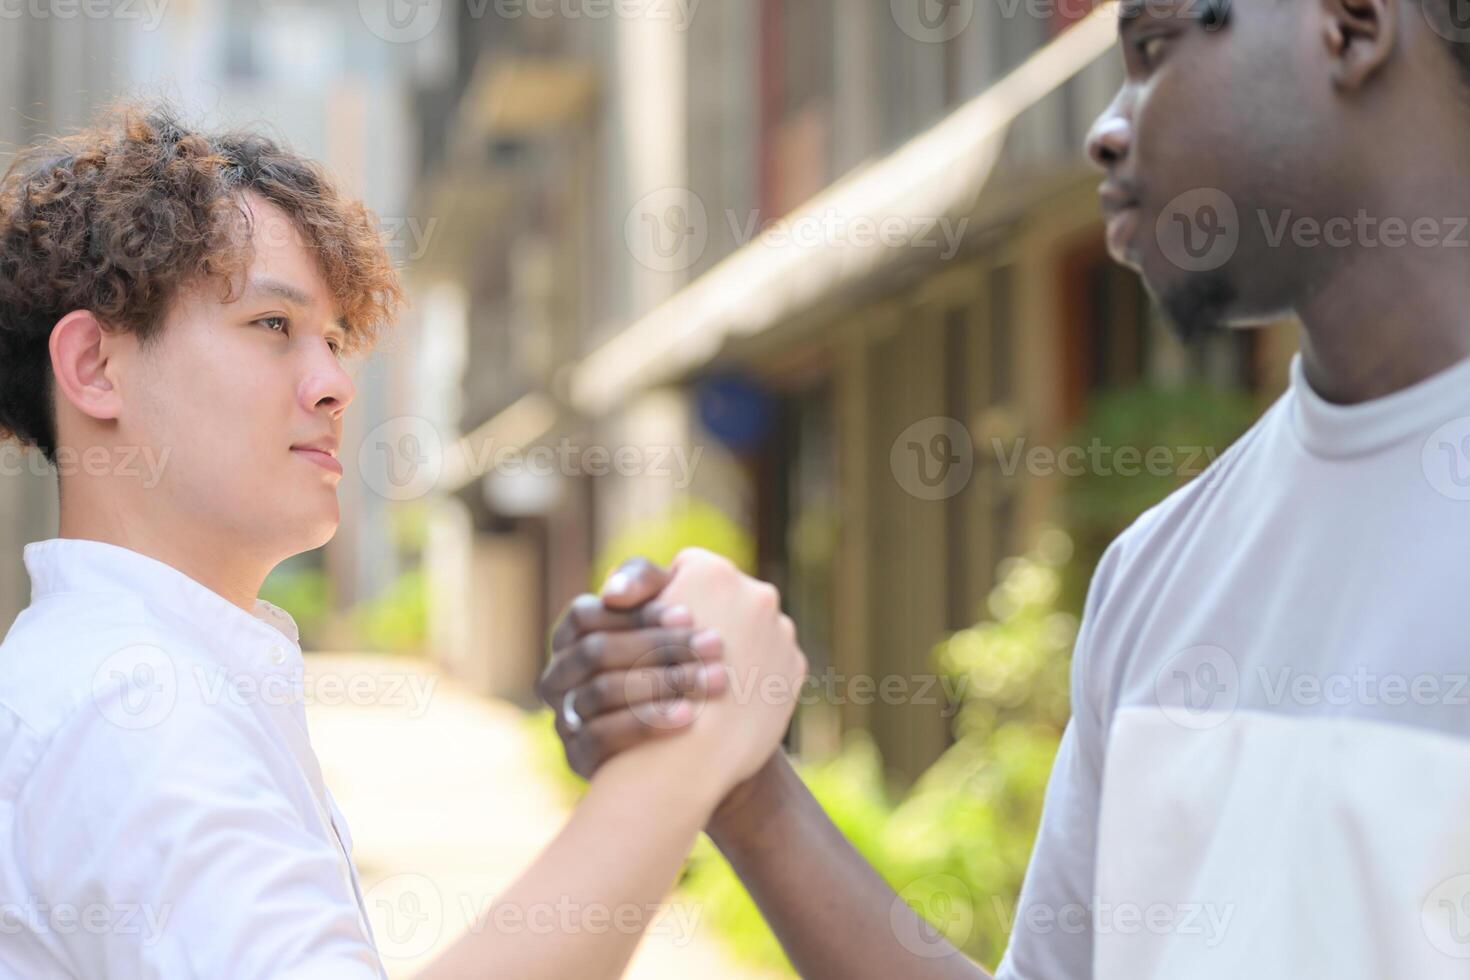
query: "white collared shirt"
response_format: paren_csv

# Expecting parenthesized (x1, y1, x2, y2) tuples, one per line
(0, 538, 386, 979)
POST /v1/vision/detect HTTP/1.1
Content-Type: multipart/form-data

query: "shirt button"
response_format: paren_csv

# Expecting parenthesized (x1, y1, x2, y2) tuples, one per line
(270, 645, 286, 665)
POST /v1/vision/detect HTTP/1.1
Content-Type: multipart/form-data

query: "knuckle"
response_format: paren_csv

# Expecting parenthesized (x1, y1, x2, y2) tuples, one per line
(752, 581, 780, 611)
(566, 594, 601, 633)
(575, 633, 608, 672)
(682, 548, 734, 575)
(589, 675, 618, 713)
(620, 555, 655, 578)
(651, 639, 683, 668)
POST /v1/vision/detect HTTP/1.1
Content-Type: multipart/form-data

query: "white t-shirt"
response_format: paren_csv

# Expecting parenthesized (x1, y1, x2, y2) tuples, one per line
(998, 351, 1470, 979)
(0, 539, 385, 979)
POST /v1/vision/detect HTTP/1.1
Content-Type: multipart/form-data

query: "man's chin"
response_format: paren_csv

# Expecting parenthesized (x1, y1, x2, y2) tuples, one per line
(1144, 269, 1240, 346)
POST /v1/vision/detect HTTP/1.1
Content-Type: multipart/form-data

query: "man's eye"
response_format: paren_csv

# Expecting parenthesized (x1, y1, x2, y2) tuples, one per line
(257, 316, 289, 334)
(1135, 34, 1169, 66)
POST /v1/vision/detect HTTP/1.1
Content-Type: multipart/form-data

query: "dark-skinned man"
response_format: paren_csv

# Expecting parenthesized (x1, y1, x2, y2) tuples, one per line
(541, 0, 1470, 973)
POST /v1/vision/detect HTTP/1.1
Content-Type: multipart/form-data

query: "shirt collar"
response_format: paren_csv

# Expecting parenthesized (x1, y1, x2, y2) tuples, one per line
(22, 537, 304, 675)
(1289, 350, 1470, 459)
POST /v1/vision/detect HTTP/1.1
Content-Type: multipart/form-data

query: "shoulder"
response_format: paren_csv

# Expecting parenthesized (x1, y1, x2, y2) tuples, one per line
(0, 592, 250, 789)
(1070, 395, 1283, 703)
(1088, 394, 1283, 610)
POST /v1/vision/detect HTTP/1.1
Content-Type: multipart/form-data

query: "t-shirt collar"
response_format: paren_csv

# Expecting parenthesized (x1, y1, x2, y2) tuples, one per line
(1289, 350, 1470, 458)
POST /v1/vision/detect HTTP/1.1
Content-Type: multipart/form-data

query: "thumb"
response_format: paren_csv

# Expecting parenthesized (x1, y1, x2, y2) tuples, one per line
(599, 556, 673, 610)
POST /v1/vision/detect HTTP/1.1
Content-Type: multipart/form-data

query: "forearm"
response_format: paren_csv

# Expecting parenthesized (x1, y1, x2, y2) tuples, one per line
(417, 740, 722, 980)
(709, 754, 992, 980)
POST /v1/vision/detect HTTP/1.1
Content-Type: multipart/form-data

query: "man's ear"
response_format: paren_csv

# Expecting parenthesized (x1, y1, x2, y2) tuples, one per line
(49, 311, 124, 426)
(1320, 0, 1397, 89)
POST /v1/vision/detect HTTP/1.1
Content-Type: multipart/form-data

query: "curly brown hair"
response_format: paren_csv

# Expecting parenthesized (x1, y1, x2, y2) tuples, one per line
(0, 103, 406, 465)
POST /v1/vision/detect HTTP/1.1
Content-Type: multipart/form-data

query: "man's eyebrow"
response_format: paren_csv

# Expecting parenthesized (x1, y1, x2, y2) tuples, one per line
(244, 277, 313, 306)
(244, 277, 349, 333)
(1118, 0, 1149, 34)
(1123, 0, 1146, 31)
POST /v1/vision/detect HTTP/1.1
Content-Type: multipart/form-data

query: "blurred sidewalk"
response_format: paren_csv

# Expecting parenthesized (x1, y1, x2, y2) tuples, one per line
(304, 653, 778, 980)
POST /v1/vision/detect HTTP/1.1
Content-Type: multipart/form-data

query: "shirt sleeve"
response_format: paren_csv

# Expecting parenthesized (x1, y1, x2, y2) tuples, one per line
(14, 649, 385, 980)
(994, 536, 1127, 980)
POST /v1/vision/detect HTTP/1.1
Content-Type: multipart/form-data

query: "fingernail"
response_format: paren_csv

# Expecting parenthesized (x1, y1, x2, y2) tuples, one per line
(602, 571, 631, 597)
(660, 605, 693, 627)
(691, 629, 722, 656)
(691, 665, 708, 688)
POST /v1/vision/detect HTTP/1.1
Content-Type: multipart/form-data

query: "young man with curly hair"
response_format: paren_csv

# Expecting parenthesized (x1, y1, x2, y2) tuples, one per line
(0, 106, 806, 979)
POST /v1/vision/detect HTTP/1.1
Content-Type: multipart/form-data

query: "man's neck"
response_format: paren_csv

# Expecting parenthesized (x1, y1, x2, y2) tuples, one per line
(56, 502, 267, 614)
(1295, 236, 1470, 405)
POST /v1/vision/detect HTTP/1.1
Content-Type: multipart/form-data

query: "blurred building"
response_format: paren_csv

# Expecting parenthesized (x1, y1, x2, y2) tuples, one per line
(410, 0, 1293, 784)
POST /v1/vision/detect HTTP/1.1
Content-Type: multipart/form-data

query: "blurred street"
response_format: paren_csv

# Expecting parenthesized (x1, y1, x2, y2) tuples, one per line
(303, 653, 779, 980)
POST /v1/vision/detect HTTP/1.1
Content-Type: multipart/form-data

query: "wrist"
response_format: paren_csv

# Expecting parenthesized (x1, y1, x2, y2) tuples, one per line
(592, 734, 730, 823)
(707, 751, 795, 848)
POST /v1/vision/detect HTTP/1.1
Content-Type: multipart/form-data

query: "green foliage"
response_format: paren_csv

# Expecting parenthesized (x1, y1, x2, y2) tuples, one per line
(350, 567, 428, 655)
(678, 531, 1080, 973)
(591, 499, 756, 591)
(523, 707, 592, 807)
(259, 566, 334, 650)
(1060, 384, 1256, 607)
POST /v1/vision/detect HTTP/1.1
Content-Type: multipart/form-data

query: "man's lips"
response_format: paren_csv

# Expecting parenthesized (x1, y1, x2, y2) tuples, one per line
(1098, 182, 1141, 264)
(292, 448, 343, 475)
(1104, 206, 1140, 264)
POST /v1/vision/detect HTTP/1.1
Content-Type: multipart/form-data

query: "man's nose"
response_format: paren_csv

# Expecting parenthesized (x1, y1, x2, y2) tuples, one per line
(1086, 108, 1132, 170)
(302, 349, 356, 418)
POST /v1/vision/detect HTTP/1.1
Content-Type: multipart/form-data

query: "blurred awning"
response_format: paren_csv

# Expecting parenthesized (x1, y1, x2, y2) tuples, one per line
(569, 5, 1118, 416)
(462, 56, 598, 139)
(440, 391, 561, 494)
